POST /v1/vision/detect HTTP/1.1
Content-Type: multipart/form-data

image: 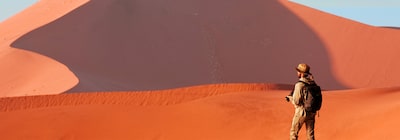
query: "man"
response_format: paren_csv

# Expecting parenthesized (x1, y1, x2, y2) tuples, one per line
(286, 63, 317, 140)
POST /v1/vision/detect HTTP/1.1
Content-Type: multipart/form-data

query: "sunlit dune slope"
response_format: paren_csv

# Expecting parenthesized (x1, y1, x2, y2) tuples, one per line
(1, 84, 400, 140)
(281, 1, 400, 89)
(0, 48, 77, 97)
(0, 1, 88, 97)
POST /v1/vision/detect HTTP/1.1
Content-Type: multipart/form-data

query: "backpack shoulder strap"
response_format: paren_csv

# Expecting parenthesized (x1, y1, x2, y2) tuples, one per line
(297, 80, 309, 85)
(298, 80, 318, 86)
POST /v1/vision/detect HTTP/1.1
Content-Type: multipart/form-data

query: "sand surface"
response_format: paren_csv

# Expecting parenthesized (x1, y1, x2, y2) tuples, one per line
(1, 84, 400, 139)
(1, 0, 400, 139)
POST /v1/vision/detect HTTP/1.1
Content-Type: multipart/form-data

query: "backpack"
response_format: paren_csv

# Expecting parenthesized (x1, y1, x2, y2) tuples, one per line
(299, 81, 322, 113)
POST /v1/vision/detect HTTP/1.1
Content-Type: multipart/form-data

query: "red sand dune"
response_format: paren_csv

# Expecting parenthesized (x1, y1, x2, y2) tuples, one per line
(282, 1, 400, 89)
(5, 0, 346, 94)
(1, 0, 400, 139)
(0, 1, 87, 97)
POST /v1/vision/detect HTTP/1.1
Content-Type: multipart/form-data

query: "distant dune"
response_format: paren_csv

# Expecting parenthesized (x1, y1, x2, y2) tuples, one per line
(1, 0, 400, 139)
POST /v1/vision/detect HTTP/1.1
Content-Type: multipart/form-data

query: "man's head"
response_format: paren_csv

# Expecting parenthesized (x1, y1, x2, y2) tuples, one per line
(296, 63, 310, 78)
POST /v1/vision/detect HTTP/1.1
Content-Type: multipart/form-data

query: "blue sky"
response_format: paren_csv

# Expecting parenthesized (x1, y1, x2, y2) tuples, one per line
(290, 0, 400, 27)
(0, 0, 37, 22)
(1, 0, 400, 27)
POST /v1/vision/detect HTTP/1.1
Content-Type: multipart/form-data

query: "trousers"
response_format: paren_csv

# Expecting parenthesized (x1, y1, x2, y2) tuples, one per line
(290, 108, 316, 140)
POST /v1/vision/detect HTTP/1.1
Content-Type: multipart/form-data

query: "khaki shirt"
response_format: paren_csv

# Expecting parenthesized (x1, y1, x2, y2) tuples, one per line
(291, 76, 314, 108)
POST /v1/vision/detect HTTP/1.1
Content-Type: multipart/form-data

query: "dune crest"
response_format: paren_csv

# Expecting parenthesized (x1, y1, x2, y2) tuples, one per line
(0, 83, 291, 111)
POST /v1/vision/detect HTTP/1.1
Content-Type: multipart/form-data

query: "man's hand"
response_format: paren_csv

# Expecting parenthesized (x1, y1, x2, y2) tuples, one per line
(285, 96, 292, 102)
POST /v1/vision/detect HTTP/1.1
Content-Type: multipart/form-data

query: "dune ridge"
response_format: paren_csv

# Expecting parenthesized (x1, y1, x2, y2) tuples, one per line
(0, 83, 291, 112)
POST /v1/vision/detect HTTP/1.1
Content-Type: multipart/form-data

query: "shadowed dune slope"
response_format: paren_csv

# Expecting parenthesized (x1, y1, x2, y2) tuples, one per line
(9, 0, 344, 94)
(1, 84, 400, 139)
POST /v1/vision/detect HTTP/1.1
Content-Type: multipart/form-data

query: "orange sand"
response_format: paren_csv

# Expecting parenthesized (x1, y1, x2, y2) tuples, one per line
(1, 84, 400, 139)
(1, 0, 400, 139)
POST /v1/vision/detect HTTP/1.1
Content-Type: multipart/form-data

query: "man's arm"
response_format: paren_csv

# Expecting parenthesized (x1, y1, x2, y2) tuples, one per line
(285, 89, 294, 102)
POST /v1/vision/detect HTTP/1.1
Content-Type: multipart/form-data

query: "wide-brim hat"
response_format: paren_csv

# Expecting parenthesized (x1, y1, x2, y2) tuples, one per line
(296, 63, 310, 73)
